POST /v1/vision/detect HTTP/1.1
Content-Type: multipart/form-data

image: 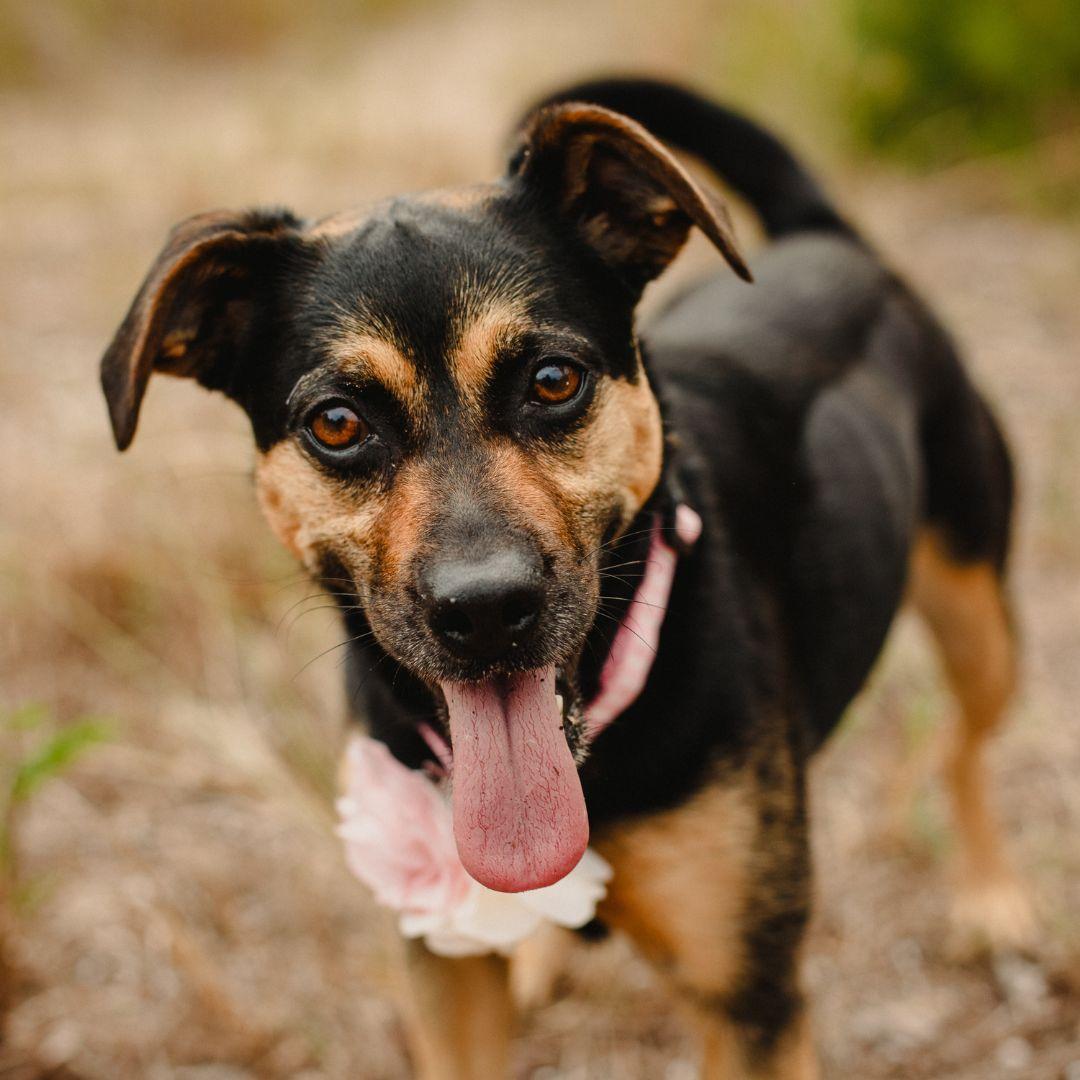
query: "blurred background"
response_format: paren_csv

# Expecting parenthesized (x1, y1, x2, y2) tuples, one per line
(1, 1, 1079, 1076)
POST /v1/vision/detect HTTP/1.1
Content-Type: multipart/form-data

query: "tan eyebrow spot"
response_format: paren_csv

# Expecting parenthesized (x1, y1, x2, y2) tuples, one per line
(328, 328, 422, 412)
(447, 299, 530, 408)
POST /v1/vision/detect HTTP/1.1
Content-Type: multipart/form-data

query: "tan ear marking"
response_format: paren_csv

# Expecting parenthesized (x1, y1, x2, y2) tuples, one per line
(160, 329, 193, 360)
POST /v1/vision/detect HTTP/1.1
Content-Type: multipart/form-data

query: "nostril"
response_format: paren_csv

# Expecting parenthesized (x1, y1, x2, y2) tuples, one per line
(431, 604, 474, 642)
(502, 593, 539, 634)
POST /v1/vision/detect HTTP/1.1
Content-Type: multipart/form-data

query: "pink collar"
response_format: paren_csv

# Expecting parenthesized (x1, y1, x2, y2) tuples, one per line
(584, 503, 701, 739)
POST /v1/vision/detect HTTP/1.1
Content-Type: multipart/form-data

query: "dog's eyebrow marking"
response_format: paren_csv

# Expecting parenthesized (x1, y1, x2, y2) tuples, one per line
(447, 297, 531, 408)
(327, 323, 422, 411)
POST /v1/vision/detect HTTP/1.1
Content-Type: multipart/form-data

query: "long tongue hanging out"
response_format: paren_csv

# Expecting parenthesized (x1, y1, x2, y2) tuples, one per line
(441, 667, 589, 893)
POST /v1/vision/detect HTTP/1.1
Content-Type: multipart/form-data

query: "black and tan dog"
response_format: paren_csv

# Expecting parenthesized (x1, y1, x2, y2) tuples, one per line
(100, 77, 1032, 1077)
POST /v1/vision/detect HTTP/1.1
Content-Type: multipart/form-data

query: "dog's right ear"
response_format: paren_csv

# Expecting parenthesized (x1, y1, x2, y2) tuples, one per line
(509, 102, 749, 293)
(100, 207, 304, 450)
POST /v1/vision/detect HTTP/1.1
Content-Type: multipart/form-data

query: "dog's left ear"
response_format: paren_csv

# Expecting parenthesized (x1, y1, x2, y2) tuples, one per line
(100, 207, 304, 451)
(510, 103, 749, 291)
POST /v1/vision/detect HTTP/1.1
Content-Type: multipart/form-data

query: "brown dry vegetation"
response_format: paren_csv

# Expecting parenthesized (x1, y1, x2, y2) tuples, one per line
(1, 1, 1079, 1077)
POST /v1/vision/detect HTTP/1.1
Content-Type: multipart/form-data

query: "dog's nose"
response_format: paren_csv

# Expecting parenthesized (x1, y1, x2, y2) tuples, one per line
(421, 548, 545, 661)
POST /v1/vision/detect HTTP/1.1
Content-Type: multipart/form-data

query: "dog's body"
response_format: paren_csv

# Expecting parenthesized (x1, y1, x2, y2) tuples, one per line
(101, 78, 1029, 1077)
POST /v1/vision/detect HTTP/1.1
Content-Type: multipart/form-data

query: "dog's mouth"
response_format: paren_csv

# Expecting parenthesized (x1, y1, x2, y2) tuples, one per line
(432, 665, 589, 893)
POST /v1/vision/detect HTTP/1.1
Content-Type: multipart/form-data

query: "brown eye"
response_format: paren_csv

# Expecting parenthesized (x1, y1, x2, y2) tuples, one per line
(308, 404, 368, 450)
(530, 360, 584, 405)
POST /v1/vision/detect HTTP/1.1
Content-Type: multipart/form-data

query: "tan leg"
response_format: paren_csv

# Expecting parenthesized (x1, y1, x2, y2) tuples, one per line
(395, 937, 513, 1080)
(596, 756, 817, 1079)
(690, 1008, 817, 1080)
(510, 923, 576, 1009)
(908, 529, 1035, 950)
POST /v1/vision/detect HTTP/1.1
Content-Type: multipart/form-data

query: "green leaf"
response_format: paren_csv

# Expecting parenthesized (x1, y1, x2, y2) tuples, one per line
(10, 720, 112, 804)
(4, 703, 49, 732)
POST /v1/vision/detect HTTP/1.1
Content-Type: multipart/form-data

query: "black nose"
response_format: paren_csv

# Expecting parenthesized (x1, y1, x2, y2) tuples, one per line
(421, 548, 545, 662)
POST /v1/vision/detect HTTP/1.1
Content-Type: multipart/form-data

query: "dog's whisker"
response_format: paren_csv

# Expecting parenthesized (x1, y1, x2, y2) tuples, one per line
(591, 606, 656, 654)
(598, 595, 669, 611)
(291, 630, 380, 683)
(275, 591, 359, 635)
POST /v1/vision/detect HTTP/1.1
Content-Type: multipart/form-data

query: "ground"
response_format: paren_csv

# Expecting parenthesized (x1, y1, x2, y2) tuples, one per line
(1, 1, 1078, 1077)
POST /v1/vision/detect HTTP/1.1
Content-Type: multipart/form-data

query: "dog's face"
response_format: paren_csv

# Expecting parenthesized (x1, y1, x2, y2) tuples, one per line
(254, 190, 666, 688)
(102, 103, 746, 891)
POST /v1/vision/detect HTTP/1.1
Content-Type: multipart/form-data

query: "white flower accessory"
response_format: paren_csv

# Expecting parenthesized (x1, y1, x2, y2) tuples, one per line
(337, 735, 611, 957)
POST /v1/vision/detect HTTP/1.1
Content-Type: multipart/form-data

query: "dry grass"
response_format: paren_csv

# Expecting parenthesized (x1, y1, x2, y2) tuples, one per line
(1, 1, 1079, 1076)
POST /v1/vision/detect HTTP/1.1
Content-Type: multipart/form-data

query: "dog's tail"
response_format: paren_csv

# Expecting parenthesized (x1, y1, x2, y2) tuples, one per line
(522, 76, 855, 242)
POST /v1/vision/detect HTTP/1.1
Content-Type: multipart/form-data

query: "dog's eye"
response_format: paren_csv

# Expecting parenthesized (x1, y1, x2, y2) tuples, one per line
(530, 360, 584, 406)
(307, 404, 369, 450)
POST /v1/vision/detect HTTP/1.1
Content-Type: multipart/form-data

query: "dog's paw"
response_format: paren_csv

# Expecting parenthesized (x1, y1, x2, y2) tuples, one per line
(948, 875, 1038, 958)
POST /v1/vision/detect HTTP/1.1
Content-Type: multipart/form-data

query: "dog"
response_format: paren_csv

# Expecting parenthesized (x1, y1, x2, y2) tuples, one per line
(100, 77, 1032, 1078)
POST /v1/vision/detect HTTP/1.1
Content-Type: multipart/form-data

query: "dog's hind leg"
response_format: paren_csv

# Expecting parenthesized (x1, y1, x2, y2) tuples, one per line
(908, 528, 1035, 951)
(395, 939, 513, 1080)
(596, 752, 818, 1079)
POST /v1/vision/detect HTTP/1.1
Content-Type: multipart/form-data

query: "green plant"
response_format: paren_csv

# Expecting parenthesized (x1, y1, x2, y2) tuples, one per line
(845, 0, 1080, 162)
(0, 704, 111, 899)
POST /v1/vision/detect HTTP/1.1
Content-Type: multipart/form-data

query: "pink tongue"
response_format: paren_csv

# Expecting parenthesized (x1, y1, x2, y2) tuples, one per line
(441, 667, 588, 893)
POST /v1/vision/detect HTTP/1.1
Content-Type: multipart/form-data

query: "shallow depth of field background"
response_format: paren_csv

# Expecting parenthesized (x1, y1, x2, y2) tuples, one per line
(1, 2, 1079, 1077)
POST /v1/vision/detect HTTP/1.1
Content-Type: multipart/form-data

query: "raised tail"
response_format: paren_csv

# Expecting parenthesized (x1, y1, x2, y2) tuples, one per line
(522, 76, 855, 242)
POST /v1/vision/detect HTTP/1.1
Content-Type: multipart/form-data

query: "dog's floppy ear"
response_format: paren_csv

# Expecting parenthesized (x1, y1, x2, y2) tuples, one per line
(100, 207, 304, 450)
(510, 102, 749, 291)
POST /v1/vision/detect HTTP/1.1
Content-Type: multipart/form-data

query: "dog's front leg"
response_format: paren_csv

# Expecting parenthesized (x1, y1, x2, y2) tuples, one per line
(396, 937, 514, 1080)
(596, 750, 818, 1080)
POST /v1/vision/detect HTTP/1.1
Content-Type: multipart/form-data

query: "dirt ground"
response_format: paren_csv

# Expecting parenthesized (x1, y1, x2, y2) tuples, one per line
(1, 1, 1078, 1077)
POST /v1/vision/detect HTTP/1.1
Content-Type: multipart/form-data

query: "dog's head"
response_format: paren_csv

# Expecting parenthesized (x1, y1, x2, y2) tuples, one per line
(101, 104, 746, 891)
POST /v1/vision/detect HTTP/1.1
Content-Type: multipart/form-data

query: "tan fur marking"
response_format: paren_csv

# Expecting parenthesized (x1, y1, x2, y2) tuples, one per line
(908, 528, 1034, 948)
(595, 777, 754, 999)
(761, 1014, 820, 1080)
(689, 1008, 818, 1080)
(483, 441, 575, 549)
(536, 372, 664, 540)
(373, 461, 437, 582)
(446, 300, 529, 408)
(328, 329, 421, 413)
(255, 440, 385, 571)
(510, 924, 575, 1010)
(395, 937, 512, 1080)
